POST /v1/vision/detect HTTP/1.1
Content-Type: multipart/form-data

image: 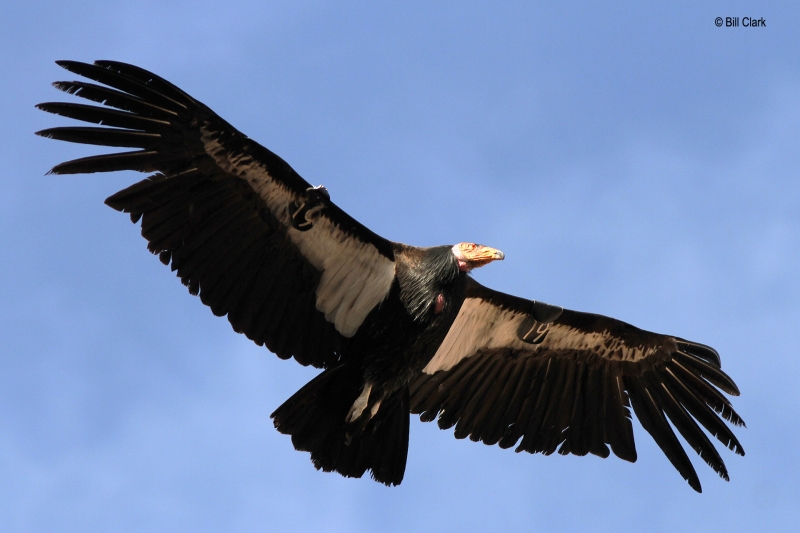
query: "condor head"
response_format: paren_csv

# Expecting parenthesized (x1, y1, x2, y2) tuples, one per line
(452, 242, 505, 272)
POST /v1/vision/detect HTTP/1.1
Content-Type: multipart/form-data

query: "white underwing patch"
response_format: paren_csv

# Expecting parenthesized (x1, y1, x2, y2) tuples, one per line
(202, 131, 395, 337)
(423, 298, 657, 374)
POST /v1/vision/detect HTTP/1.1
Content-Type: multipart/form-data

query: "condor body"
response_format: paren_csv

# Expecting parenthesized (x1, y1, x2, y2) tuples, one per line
(38, 60, 744, 491)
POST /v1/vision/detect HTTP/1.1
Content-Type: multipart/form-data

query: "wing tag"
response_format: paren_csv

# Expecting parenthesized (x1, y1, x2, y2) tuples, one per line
(530, 300, 563, 323)
(517, 300, 562, 344)
(288, 185, 330, 231)
(518, 319, 549, 344)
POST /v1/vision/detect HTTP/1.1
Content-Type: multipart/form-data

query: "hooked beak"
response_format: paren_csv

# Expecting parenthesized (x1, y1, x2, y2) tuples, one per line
(455, 243, 505, 271)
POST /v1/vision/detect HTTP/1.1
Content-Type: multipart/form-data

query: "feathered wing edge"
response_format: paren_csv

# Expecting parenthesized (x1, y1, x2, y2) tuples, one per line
(36, 60, 398, 367)
(410, 280, 744, 492)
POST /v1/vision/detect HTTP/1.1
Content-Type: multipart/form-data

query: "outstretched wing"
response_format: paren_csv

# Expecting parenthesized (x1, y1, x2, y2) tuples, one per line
(410, 277, 744, 492)
(37, 60, 397, 368)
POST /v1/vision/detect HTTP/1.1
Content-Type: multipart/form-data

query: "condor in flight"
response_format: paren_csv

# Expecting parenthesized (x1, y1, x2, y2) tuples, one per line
(37, 60, 744, 492)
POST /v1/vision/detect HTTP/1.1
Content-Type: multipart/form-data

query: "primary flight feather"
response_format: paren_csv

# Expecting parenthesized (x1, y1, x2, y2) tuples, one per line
(37, 60, 744, 491)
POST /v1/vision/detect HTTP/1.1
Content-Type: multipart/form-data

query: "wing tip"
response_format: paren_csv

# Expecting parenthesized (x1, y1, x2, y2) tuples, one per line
(55, 59, 82, 70)
(675, 340, 722, 368)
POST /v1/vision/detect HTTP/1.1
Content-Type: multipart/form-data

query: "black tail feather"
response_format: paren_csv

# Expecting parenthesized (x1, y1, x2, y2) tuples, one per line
(271, 366, 410, 486)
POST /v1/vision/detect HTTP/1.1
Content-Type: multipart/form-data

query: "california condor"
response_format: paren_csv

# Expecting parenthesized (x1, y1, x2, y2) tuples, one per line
(36, 60, 744, 492)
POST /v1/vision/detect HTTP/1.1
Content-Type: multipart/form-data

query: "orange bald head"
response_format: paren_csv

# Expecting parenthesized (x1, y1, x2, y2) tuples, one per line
(452, 242, 505, 272)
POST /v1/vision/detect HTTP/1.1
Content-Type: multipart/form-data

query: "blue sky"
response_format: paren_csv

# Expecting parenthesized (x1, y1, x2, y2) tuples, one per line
(2, 1, 799, 531)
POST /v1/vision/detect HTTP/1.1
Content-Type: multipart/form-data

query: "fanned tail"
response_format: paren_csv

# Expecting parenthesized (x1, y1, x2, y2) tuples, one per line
(271, 365, 410, 486)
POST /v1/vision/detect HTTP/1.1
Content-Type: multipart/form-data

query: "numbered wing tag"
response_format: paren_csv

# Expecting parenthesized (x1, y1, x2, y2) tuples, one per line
(517, 300, 563, 344)
(288, 185, 330, 231)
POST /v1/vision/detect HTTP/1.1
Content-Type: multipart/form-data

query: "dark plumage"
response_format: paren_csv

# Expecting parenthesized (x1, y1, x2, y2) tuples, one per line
(37, 60, 744, 491)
